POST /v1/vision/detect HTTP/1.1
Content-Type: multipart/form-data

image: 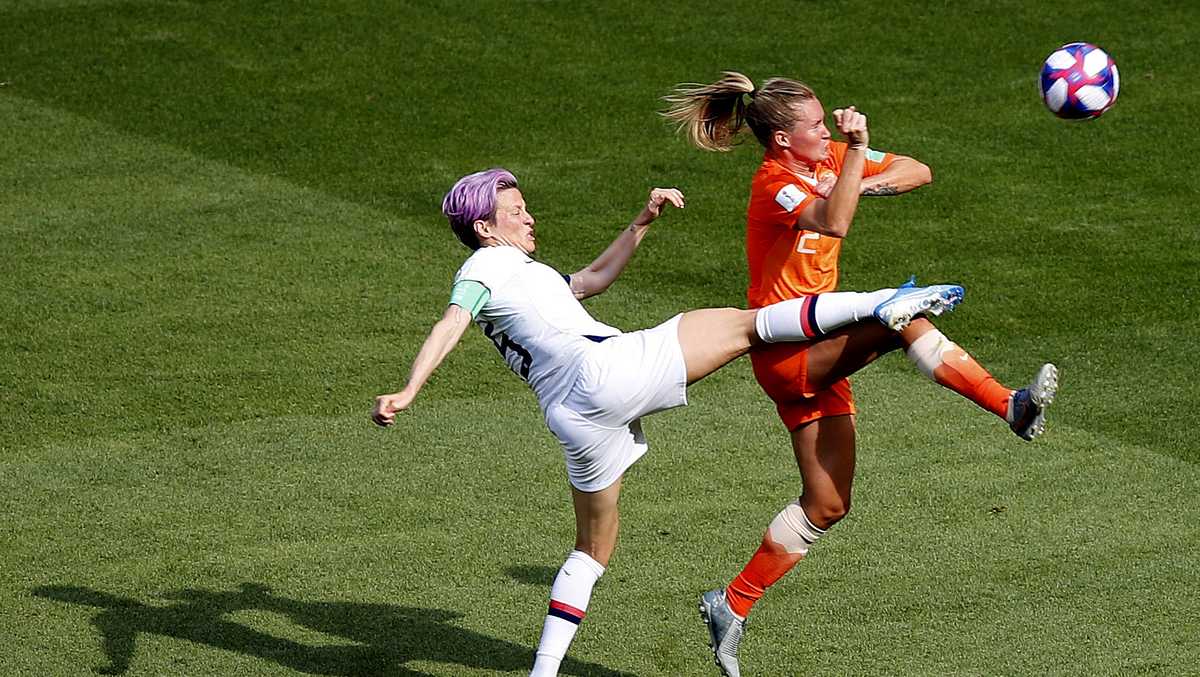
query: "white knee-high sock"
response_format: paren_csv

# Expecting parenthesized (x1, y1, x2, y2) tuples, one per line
(530, 550, 606, 677)
(755, 289, 894, 342)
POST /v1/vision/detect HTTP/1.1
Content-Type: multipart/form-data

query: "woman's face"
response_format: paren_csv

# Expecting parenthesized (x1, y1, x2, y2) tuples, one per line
(480, 187, 537, 254)
(780, 98, 832, 165)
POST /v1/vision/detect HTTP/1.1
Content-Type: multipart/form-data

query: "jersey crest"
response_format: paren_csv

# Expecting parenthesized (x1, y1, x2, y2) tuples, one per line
(774, 184, 806, 213)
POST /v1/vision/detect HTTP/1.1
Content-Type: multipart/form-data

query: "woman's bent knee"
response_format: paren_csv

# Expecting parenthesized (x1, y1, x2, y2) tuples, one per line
(802, 498, 851, 530)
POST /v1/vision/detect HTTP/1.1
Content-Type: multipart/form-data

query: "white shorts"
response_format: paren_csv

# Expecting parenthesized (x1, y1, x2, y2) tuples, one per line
(544, 314, 689, 492)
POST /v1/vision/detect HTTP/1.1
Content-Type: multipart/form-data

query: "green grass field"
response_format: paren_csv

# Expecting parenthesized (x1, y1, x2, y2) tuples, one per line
(3, 1, 1198, 675)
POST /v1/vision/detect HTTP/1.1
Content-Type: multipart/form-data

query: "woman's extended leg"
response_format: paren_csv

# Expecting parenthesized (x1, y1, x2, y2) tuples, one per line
(803, 317, 1051, 437)
(674, 284, 963, 386)
(530, 481, 622, 677)
(796, 320, 904, 391)
(676, 308, 760, 384)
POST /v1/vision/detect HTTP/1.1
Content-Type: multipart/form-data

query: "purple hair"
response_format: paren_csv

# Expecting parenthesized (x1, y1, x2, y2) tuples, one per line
(442, 168, 519, 250)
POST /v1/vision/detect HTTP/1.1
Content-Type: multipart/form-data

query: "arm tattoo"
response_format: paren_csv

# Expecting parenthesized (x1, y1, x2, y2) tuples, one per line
(862, 184, 900, 196)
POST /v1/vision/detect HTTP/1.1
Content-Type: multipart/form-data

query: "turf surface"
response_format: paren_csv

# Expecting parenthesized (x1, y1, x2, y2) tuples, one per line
(2, 1, 1198, 675)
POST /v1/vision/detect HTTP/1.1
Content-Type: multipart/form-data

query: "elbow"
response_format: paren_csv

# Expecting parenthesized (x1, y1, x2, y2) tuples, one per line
(824, 220, 851, 238)
(573, 270, 611, 300)
(586, 278, 614, 298)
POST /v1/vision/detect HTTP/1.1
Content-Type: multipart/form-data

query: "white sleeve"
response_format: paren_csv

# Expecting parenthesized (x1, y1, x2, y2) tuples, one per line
(453, 247, 523, 293)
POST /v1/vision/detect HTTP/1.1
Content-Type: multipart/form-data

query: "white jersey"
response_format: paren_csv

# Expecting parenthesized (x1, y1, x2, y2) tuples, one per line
(453, 246, 622, 410)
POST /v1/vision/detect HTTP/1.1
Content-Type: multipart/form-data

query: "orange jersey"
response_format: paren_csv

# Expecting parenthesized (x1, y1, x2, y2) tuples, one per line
(745, 142, 896, 307)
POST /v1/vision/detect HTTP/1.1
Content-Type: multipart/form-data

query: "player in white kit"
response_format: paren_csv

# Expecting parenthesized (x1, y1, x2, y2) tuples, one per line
(372, 168, 964, 676)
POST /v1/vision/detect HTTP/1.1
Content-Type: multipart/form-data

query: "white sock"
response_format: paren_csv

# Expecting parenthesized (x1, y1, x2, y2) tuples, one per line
(755, 289, 894, 342)
(813, 289, 894, 333)
(530, 550, 606, 677)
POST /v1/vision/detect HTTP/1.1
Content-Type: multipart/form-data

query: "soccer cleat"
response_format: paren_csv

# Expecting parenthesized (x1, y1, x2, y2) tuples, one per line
(873, 283, 965, 332)
(1008, 363, 1059, 441)
(699, 589, 744, 677)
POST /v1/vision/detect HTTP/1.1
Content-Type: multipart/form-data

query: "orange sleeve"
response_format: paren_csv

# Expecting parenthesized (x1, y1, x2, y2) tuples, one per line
(750, 176, 819, 230)
(864, 147, 897, 176)
(746, 163, 836, 307)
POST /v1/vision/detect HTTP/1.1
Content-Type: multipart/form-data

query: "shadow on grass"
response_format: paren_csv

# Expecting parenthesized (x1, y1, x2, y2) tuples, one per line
(505, 564, 559, 587)
(34, 582, 635, 676)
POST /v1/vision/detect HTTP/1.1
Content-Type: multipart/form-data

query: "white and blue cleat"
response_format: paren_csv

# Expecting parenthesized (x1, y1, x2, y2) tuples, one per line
(1008, 363, 1059, 441)
(699, 589, 744, 677)
(873, 278, 965, 332)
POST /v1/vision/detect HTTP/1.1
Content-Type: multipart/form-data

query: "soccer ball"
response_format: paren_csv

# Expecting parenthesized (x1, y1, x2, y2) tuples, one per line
(1040, 43, 1120, 119)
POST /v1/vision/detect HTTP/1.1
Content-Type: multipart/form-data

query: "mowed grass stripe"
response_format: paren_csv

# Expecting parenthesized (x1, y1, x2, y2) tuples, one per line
(0, 92, 486, 445)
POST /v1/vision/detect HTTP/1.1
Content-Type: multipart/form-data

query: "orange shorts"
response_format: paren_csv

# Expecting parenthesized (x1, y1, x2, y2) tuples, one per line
(750, 342, 855, 430)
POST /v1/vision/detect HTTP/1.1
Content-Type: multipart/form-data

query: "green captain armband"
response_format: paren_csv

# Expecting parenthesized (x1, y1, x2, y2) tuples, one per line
(449, 279, 490, 318)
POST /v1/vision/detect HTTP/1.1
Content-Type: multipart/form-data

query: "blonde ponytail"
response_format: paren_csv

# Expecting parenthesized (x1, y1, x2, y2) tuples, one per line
(663, 72, 817, 152)
(661, 71, 755, 152)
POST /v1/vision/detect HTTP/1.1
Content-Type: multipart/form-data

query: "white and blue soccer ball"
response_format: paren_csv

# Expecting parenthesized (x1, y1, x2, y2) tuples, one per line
(1040, 43, 1119, 120)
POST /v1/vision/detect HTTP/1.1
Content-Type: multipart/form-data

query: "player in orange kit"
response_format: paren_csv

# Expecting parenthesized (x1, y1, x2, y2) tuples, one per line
(664, 72, 1059, 677)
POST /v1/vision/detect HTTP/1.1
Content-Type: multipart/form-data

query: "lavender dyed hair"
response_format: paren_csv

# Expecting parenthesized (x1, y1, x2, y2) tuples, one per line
(442, 168, 519, 250)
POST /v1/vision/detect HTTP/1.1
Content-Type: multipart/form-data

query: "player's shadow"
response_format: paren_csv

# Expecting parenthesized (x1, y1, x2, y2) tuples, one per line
(33, 583, 635, 676)
(505, 564, 559, 586)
